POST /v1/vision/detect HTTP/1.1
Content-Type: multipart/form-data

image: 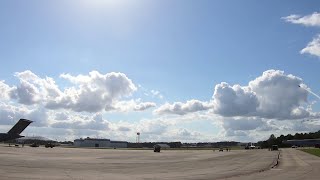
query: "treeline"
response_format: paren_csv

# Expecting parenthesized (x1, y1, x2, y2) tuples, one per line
(257, 130, 320, 148)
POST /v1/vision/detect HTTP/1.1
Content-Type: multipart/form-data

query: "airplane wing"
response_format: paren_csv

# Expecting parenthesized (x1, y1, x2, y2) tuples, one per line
(7, 119, 33, 135)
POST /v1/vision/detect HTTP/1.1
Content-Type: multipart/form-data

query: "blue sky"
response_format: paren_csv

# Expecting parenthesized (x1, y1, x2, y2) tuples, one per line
(1, 0, 320, 142)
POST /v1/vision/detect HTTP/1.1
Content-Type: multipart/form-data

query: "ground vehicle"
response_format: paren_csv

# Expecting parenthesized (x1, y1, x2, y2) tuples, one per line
(291, 145, 298, 148)
(271, 145, 278, 151)
(30, 143, 39, 147)
(45, 143, 55, 148)
(153, 145, 161, 152)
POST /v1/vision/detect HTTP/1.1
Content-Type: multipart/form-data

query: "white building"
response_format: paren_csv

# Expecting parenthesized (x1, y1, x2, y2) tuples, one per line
(74, 137, 128, 148)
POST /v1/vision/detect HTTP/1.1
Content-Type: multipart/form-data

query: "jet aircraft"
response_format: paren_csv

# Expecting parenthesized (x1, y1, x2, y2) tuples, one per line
(0, 119, 33, 142)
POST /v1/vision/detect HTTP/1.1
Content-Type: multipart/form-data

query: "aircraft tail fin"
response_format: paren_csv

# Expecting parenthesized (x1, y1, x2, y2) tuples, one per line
(7, 119, 33, 135)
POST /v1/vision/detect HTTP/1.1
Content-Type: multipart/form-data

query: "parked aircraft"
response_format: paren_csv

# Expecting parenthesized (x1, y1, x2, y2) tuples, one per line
(0, 119, 33, 142)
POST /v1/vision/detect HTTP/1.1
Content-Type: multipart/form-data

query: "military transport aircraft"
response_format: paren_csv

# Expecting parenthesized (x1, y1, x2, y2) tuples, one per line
(0, 119, 33, 142)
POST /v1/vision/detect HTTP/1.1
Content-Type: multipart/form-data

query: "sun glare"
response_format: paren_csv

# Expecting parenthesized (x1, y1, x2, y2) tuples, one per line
(82, 0, 129, 8)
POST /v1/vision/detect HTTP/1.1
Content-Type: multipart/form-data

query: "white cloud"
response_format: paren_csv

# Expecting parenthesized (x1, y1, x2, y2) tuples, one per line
(212, 83, 258, 116)
(154, 99, 212, 115)
(150, 90, 164, 99)
(1, 69, 319, 142)
(47, 71, 137, 112)
(54, 112, 69, 121)
(137, 119, 171, 135)
(0, 70, 141, 113)
(117, 126, 131, 132)
(106, 99, 156, 112)
(282, 12, 320, 27)
(249, 69, 309, 119)
(300, 34, 320, 57)
(222, 117, 265, 131)
(212, 70, 312, 120)
(156, 70, 314, 120)
(2, 71, 156, 114)
(283, 12, 320, 58)
(10, 70, 62, 105)
(0, 81, 14, 100)
(167, 128, 205, 142)
(0, 103, 29, 125)
(0, 103, 48, 127)
(220, 117, 279, 142)
(133, 102, 157, 111)
(51, 113, 110, 131)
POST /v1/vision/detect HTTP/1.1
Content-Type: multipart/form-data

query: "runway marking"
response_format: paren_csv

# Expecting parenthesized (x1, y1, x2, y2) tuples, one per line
(270, 168, 282, 171)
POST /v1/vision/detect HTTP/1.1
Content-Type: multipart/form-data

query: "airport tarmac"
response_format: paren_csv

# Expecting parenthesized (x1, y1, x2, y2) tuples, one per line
(227, 148, 320, 180)
(0, 145, 316, 180)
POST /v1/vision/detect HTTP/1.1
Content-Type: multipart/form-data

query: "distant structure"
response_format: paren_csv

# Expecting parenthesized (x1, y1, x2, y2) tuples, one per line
(155, 143, 170, 149)
(136, 132, 140, 143)
(74, 137, 128, 148)
(284, 139, 320, 147)
(128, 142, 181, 148)
(189, 141, 240, 148)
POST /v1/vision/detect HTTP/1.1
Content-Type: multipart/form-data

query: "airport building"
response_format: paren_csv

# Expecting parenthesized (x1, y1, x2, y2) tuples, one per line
(284, 139, 320, 147)
(74, 137, 128, 148)
(155, 144, 170, 149)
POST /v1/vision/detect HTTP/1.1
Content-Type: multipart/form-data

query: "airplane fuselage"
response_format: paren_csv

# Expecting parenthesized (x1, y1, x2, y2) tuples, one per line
(0, 133, 23, 142)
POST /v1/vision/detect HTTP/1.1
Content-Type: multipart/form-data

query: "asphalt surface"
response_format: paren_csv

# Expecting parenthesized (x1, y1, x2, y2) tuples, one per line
(0, 145, 317, 180)
(227, 148, 320, 180)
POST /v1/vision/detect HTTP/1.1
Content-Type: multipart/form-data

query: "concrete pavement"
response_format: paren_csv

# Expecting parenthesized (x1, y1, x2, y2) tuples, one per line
(2, 145, 317, 180)
(226, 148, 320, 180)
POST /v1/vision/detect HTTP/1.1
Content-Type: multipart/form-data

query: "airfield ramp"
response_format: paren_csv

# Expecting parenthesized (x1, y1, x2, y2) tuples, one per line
(0, 145, 280, 180)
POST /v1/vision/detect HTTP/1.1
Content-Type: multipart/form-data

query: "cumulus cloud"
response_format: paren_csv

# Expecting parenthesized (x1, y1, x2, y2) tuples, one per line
(0, 70, 144, 113)
(213, 70, 320, 140)
(154, 99, 212, 115)
(212, 83, 258, 116)
(0, 81, 14, 100)
(155, 70, 316, 120)
(1, 69, 319, 142)
(282, 12, 320, 27)
(212, 70, 312, 120)
(10, 70, 62, 105)
(46, 71, 137, 112)
(300, 34, 320, 57)
(249, 70, 309, 119)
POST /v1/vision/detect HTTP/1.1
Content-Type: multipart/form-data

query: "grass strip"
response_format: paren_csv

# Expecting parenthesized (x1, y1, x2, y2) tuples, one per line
(300, 148, 320, 157)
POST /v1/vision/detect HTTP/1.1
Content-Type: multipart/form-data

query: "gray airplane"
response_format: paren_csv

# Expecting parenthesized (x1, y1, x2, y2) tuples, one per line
(0, 119, 33, 142)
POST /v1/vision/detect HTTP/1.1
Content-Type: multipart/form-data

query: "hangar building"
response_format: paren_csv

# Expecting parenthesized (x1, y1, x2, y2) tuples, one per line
(74, 137, 128, 148)
(284, 139, 320, 147)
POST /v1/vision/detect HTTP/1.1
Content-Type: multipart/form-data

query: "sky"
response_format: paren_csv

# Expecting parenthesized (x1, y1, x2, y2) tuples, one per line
(1, 0, 320, 143)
